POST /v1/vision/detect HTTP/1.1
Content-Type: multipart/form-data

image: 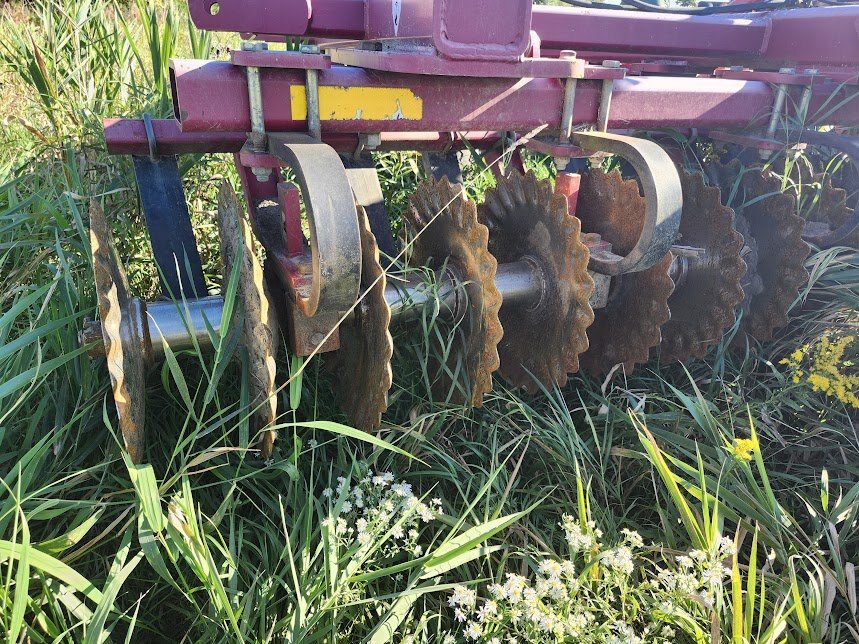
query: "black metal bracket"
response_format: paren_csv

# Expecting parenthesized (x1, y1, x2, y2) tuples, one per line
(131, 115, 207, 298)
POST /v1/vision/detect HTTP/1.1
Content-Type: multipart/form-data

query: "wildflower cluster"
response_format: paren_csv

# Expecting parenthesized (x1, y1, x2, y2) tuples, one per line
(653, 536, 735, 610)
(781, 332, 859, 408)
(322, 470, 442, 562)
(436, 517, 734, 643)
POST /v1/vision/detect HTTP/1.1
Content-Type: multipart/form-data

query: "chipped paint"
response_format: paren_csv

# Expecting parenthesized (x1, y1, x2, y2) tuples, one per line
(290, 86, 423, 122)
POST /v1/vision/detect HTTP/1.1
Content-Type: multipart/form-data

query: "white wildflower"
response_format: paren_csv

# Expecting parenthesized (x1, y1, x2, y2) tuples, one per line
(464, 622, 482, 640)
(449, 586, 477, 609)
(561, 515, 596, 553)
(604, 546, 635, 576)
(718, 536, 737, 557)
(322, 488, 333, 498)
(539, 559, 564, 580)
(340, 501, 353, 514)
(621, 528, 644, 548)
(391, 482, 413, 497)
(476, 600, 498, 622)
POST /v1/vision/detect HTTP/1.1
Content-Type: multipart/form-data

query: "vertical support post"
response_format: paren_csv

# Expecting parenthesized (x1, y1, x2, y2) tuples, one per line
(555, 171, 582, 217)
(243, 41, 272, 182)
(278, 183, 305, 256)
(761, 66, 794, 160)
(798, 68, 819, 126)
(597, 60, 620, 133)
(301, 44, 322, 141)
(556, 50, 579, 170)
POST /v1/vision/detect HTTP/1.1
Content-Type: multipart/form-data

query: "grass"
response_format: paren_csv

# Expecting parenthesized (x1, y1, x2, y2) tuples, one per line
(1, 0, 858, 641)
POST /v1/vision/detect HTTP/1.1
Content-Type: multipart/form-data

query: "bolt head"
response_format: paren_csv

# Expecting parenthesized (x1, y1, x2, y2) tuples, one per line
(554, 156, 571, 171)
(310, 332, 325, 346)
(559, 49, 578, 60)
(603, 60, 621, 69)
(778, 67, 796, 75)
(300, 44, 321, 55)
(241, 41, 268, 52)
(252, 166, 272, 183)
(729, 66, 745, 72)
(803, 68, 819, 76)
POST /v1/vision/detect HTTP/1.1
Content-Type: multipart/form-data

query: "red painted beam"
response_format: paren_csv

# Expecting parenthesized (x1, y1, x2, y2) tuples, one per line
(188, 2, 859, 71)
(103, 118, 500, 156)
(169, 59, 859, 135)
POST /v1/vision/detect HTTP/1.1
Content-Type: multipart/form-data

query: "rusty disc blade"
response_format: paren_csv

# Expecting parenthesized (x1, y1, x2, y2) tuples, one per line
(219, 182, 279, 458)
(90, 200, 147, 463)
(660, 170, 746, 363)
(325, 206, 394, 429)
(479, 171, 595, 392)
(576, 169, 675, 376)
(405, 176, 503, 407)
(709, 160, 809, 342)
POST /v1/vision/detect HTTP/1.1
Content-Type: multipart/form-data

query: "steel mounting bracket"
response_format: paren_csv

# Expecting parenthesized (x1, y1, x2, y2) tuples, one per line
(266, 133, 362, 318)
(571, 131, 682, 276)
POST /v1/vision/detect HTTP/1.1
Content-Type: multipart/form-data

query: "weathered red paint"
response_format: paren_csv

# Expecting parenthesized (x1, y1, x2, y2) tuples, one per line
(187, 1, 859, 71)
(169, 59, 859, 134)
(103, 118, 501, 156)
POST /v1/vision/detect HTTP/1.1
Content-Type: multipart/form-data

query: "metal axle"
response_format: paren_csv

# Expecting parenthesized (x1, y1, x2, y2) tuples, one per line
(83, 259, 547, 359)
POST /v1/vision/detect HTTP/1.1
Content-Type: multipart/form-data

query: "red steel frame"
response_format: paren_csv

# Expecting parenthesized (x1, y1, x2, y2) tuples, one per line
(106, 1, 859, 157)
(188, 1, 859, 71)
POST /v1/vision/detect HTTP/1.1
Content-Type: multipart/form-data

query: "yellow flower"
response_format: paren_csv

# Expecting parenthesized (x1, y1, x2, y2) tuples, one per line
(781, 333, 859, 409)
(731, 438, 756, 462)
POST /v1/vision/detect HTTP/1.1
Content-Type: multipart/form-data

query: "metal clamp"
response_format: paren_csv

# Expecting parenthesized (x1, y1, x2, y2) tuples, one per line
(142, 112, 158, 160)
(571, 131, 682, 276)
(267, 133, 361, 317)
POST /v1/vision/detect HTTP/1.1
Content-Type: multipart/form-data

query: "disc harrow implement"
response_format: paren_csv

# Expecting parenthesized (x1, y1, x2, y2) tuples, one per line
(80, 0, 859, 462)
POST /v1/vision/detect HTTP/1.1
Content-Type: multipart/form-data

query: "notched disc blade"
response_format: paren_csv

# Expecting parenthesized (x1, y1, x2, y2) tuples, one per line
(90, 200, 146, 463)
(576, 169, 675, 375)
(326, 206, 394, 429)
(479, 171, 595, 392)
(710, 160, 809, 342)
(405, 176, 503, 407)
(660, 170, 746, 363)
(218, 182, 279, 457)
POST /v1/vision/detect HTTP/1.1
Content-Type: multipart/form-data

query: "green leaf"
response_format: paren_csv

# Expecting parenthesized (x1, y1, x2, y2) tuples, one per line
(127, 463, 166, 533)
(422, 509, 532, 577)
(8, 509, 30, 644)
(290, 421, 420, 462)
(0, 541, 102, 604)
(84, 527, 142, 644)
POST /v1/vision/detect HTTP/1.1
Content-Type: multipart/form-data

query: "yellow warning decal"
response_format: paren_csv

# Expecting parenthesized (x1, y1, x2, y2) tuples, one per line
(290, 86, 423, 121)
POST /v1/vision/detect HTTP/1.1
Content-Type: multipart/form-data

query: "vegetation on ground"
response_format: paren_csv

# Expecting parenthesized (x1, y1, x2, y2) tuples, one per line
(0, 1, 857, 641)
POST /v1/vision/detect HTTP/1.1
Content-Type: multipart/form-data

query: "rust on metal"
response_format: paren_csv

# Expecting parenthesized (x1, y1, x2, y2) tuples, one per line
(325, 207, 394, 430)
(576, 170, 675, 375)
(660, 170, 746, 363)
(218, 182, 279, 458)
(710, 161, 809, 342)
(405, 176, 503, 407)
(479, 171, 595, 391)
(89, 200, 147, 463)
